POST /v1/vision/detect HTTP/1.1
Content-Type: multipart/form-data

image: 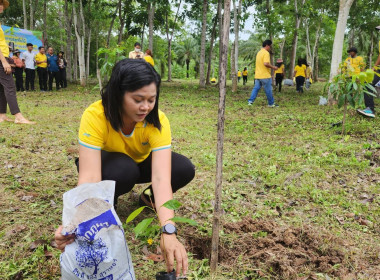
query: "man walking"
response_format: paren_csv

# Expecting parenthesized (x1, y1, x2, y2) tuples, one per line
(248, 40, 279, 107)
(35, 46, 48, 91)
(46, 47, 60, 91)
(357, 26, 379, 118)
(21, 43, 36, 91)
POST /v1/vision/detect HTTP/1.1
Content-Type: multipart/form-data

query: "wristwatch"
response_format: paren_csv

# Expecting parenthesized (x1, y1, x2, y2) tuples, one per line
(160, 224, 177, 235)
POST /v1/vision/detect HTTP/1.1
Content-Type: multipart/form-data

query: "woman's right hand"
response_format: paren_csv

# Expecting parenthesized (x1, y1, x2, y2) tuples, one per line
(54, 225, 75, 252)
(2, 60, 11, 74)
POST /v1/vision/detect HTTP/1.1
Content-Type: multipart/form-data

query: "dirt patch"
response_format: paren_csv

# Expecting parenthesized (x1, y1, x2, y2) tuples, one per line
(184, 218, 380, 279)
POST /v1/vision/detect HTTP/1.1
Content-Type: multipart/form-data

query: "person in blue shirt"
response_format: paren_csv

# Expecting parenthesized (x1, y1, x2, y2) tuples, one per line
(46, 47, 60, 91)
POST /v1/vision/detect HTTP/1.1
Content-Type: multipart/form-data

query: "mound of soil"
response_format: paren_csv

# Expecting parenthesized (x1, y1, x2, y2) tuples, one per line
(184, 218, 379, 279)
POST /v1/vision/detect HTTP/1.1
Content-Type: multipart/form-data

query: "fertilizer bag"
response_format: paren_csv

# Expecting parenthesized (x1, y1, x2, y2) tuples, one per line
(283, 79, 294, 86)
(60, 180, 135, 280)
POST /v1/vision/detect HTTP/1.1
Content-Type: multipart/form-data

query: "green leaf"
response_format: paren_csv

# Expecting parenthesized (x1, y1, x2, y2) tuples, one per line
(162, 199, 182, 210)
(352, 82, 358, 91)
(134, 217, 154, 237)
(170, 216, 197, 226)
(126, 206, 146, 224)
(338, 94, 346, 108)
(347, 94, 355, 108)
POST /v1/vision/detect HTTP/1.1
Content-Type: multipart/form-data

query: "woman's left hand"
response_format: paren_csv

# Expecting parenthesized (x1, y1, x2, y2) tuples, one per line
(2, 60, 11, 74)
(160, 233, 188, 277)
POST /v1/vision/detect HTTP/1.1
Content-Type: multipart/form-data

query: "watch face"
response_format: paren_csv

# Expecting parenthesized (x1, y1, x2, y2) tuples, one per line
(164, 224, 176, 234)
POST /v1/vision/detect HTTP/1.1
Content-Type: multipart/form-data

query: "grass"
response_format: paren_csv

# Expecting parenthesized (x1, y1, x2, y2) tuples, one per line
(0, 79, 379, 280)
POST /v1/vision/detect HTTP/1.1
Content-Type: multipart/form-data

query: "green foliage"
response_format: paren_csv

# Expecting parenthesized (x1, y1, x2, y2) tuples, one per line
(162, 199, 182, 210)
(126, 206, 147, 223)
(97, 46, 127, 80)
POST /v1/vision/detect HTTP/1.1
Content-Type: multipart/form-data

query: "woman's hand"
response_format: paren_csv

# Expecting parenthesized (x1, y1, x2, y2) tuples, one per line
(161, 233, 188, 277)
(54, 225, 75, 252)
(2, 60, 11, 74)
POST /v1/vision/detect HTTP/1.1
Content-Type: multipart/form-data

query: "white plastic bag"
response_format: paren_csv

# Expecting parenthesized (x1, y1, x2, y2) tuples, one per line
(319, 96, 327, 106)
(60, 181, 135, 280)
(283, 79, 294, 86)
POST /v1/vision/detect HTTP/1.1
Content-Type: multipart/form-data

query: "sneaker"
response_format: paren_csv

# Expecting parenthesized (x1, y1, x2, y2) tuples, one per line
(248, 101, 253, 106)
(268, 104, 279, 108)
(357, 107, 375, 118)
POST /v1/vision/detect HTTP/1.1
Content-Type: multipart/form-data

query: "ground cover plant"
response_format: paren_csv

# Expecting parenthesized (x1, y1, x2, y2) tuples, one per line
(0, 80, 379, 280)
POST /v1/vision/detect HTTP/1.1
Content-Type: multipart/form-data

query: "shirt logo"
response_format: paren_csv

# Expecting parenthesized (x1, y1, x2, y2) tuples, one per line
(142, 142, 149, 146)
(83, 133, 91, 137)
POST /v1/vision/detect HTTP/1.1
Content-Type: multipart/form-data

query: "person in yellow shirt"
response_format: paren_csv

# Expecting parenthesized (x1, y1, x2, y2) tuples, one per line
(0, 0, 34, 124)
(248, 40, 279, 107)
(54, 59, 194, 278)
(274, 58, 285, 92)
(344, 47, 365, 76)
(305, 63, 312, 90)
(144, 49, 154, 67)
(357, 28, 379, 118)
(129, 42, 144, 59)
(242, 67, 248, 85)
(293, 58, 306, 93)
(35, 46, 48, 91)
(237, 70, 241, 83)
(211, 77, 217, 83)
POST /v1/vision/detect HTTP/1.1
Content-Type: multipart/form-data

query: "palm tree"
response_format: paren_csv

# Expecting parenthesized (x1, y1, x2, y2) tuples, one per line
(175, 37, 199, 78)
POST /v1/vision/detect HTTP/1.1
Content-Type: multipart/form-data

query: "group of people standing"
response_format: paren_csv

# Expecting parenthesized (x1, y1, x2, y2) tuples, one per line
(128, 42, 155, 67)
(14, 43, 67, 92)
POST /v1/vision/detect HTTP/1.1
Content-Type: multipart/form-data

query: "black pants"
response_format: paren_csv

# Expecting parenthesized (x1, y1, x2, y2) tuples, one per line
(275, 73, 283, 92)
(296, 76, 305, 93)
(37, 67, 48, 91)
(59, 68, 67, 88)
(0, 60, 20, 114)
(25, 68, 35, 91)
(48, 71, 60, 91)
(14, 68, 24, 91)
(365, 69, 379, 112)
(76, 151, 195, 205)
(243, 76, 247, 85)
(238, 77, 241, 83)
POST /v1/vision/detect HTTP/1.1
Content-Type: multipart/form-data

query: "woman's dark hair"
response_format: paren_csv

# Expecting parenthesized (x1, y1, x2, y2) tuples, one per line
(276, 62, 283, 67)
(297, 58, 303, 67)
(101, 59, 161, 131)
(244, 67, 247, 71)
(262, 40, 272, 47)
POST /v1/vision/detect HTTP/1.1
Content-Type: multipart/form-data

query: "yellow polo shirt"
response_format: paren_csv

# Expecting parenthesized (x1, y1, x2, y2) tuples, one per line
(0, 24, 9, 58)
(35, 53, 47, 68)
(242, 70, 248, 76)
(255, 48, 271, 79)
(237, 71, 241, 77)
(78, 100, 171, 163)
(144, 55, 154, 66)
(274, 64, 284, 74)
(344, 56, 365, 75)
(129, 51, 145, 59)
(294, 65, 306, 77)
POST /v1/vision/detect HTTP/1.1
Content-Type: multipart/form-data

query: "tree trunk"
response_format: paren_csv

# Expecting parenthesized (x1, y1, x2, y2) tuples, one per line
(117, 0, 125, 45)
(72, 0, 87, 86)
(29, 0, 37, 30)
(368, 31, 374, 69)
(328, 0, 355, 103)
(73, 35, 78, 82)
(186, 59, 190, 78)
(165, 0, 182, 82)
(43, 0, 47, 46)
(64, 0, 73, 82)
(23, 0, 28, 29)
(148, 2, 155, 52)
(314, 46, 319, 81)
(206, 12, 219, 85)
(279, 38, 285, 59)
(288, 0, 305, 79)
(96, 27, 102, 90)
(141, 24, 145, 49)
(231, 0, 238, 92)
(266, 0, 274, 82)
(349, 28, 355, 47)
(218, 0, 223, 89)
(107, 5, 118, 47)
(86, 28, 91, 79)
(199, 0, 208, 88)
(210, 0, 231, 273)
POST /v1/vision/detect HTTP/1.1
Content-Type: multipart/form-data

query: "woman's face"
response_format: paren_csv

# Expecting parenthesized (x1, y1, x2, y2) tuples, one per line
(122, 82, 157, 125)
(0, 5, 4, 13)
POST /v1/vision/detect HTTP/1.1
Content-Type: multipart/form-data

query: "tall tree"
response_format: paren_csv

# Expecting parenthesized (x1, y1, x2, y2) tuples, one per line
(288, 0, 306, 79)
(199, 0, 208, 88)
(148, 1, 155, 51)
(206, 9, 219, 85)
(23, 0, 28, 29)
(164, 0, 182, 82)
(72, 0, 87, 86)
(64, 0, 73, 82)
(175, 37, 198, 78)
(328, 0, 355, 102)
(232, 0, 242, 92)
(210, 0, 231, 273)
